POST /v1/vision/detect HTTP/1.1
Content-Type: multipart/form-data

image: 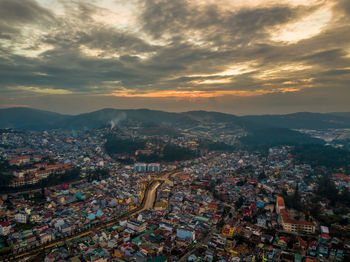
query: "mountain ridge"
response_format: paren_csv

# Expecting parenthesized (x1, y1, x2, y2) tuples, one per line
(1, 107, 350, 131)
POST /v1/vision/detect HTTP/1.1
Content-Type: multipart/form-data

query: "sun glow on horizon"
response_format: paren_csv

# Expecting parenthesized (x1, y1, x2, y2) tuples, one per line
(111, 88, 301, 99)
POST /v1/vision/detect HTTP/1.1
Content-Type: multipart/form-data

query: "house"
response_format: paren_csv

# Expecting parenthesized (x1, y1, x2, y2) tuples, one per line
(154, 201, 168, 211)
(257, 217, 267, 227)
(159, 222, 173, 232)
(261, 234, 273, 244)
(0, 221, 11, 236)
(308, 241, 317, 251)
(40, 233, 52, 244)
(222, 223, 235, 237)
(296, 237, 308, 250)
(277, 237, 289, 248)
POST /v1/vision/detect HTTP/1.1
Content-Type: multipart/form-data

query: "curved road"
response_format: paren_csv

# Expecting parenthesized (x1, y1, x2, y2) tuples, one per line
(3, 171, 177, 261)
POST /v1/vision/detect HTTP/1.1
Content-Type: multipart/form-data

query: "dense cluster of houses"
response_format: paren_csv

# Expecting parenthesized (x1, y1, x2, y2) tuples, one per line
(1, 127, 350, 261)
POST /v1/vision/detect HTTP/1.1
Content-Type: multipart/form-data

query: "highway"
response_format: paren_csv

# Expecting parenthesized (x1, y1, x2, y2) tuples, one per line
(2, 171, 177, 262)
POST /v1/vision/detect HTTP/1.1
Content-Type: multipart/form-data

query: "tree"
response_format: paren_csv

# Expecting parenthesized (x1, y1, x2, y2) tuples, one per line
(317, 174, 338, 205)
(224, 206, 231, 216)
(0, 173, 14, 187)
(235, 196, 244, 209)
(258, 172, 266, 180)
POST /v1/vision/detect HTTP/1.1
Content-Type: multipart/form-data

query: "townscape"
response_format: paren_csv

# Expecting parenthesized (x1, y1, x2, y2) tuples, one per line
(1, 0, 350, 260)
(1, 124, 350, 262)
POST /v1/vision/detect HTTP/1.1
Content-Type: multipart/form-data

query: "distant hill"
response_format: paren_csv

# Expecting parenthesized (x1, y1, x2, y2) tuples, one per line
(242, 112, 350, 130)
(63, 108, 198, 130)
(0, 107, 347, 147)
(0, 108, 198, 130)
(0, 108, 70, 131)
(2, 107, 349, 131)
(328, 112, 350, 118)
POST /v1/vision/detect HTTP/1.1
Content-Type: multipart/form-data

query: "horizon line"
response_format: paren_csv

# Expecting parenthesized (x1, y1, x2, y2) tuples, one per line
(0, 105, 349, 117)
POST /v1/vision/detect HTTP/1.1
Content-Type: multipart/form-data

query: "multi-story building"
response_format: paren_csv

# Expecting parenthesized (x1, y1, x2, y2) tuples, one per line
(134, 163, 147, 173)
(280, 209, 315, 233)
(9, 156, 31, 166)
(15, 213, 27, 224)
(148, 163, 160, 172)
(126, 220, 147, 233)
(40, 233, 52, 244)
(276, 196, 315, 233)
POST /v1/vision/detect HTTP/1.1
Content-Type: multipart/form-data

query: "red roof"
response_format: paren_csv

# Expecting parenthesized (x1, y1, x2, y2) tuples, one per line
(276, 196, 285, 208)
(333, 174, 350, 182)
(321, 233, 330, 239)
(9, 156, 30, 164)
(281, 209, 315, 226)
(0, 221, 10, 227)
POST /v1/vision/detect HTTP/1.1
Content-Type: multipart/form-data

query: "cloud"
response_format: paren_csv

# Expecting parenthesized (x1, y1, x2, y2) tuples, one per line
(0, 0, 54, 24)
(0, 0, 349, 113)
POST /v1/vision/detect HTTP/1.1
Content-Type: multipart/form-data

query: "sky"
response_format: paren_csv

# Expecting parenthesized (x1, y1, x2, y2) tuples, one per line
(0, 0, 349, 115)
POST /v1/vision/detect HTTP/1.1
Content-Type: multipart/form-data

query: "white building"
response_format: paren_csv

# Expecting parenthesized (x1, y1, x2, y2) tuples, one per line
(147, 163, 161, 172)
(15, 213, 27, 224)
(134, 163, 147, 173)
(126, 220, 147, 233)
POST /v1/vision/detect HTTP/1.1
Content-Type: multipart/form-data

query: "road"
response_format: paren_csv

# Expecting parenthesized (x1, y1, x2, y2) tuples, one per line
(2, 171, 176, 262)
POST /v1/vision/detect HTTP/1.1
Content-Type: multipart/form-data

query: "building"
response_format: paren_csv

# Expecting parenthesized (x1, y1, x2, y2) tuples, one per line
(40, 233, 52, 244)
(15, 213, 27, 224)
(0, 221, 11, 236)
(148, 163, 161, 172)
(276, 196, 315, 233)
(159, 222, 173, 232)
(134, 163, 147, 173)
(177, 228, 195, 240)
(126, 220, 147, 233)
(276, 196, 285, 214)
(280, 209, 315, 233)
(9, 156, 31, 166)
(222, 223, 235, 237)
